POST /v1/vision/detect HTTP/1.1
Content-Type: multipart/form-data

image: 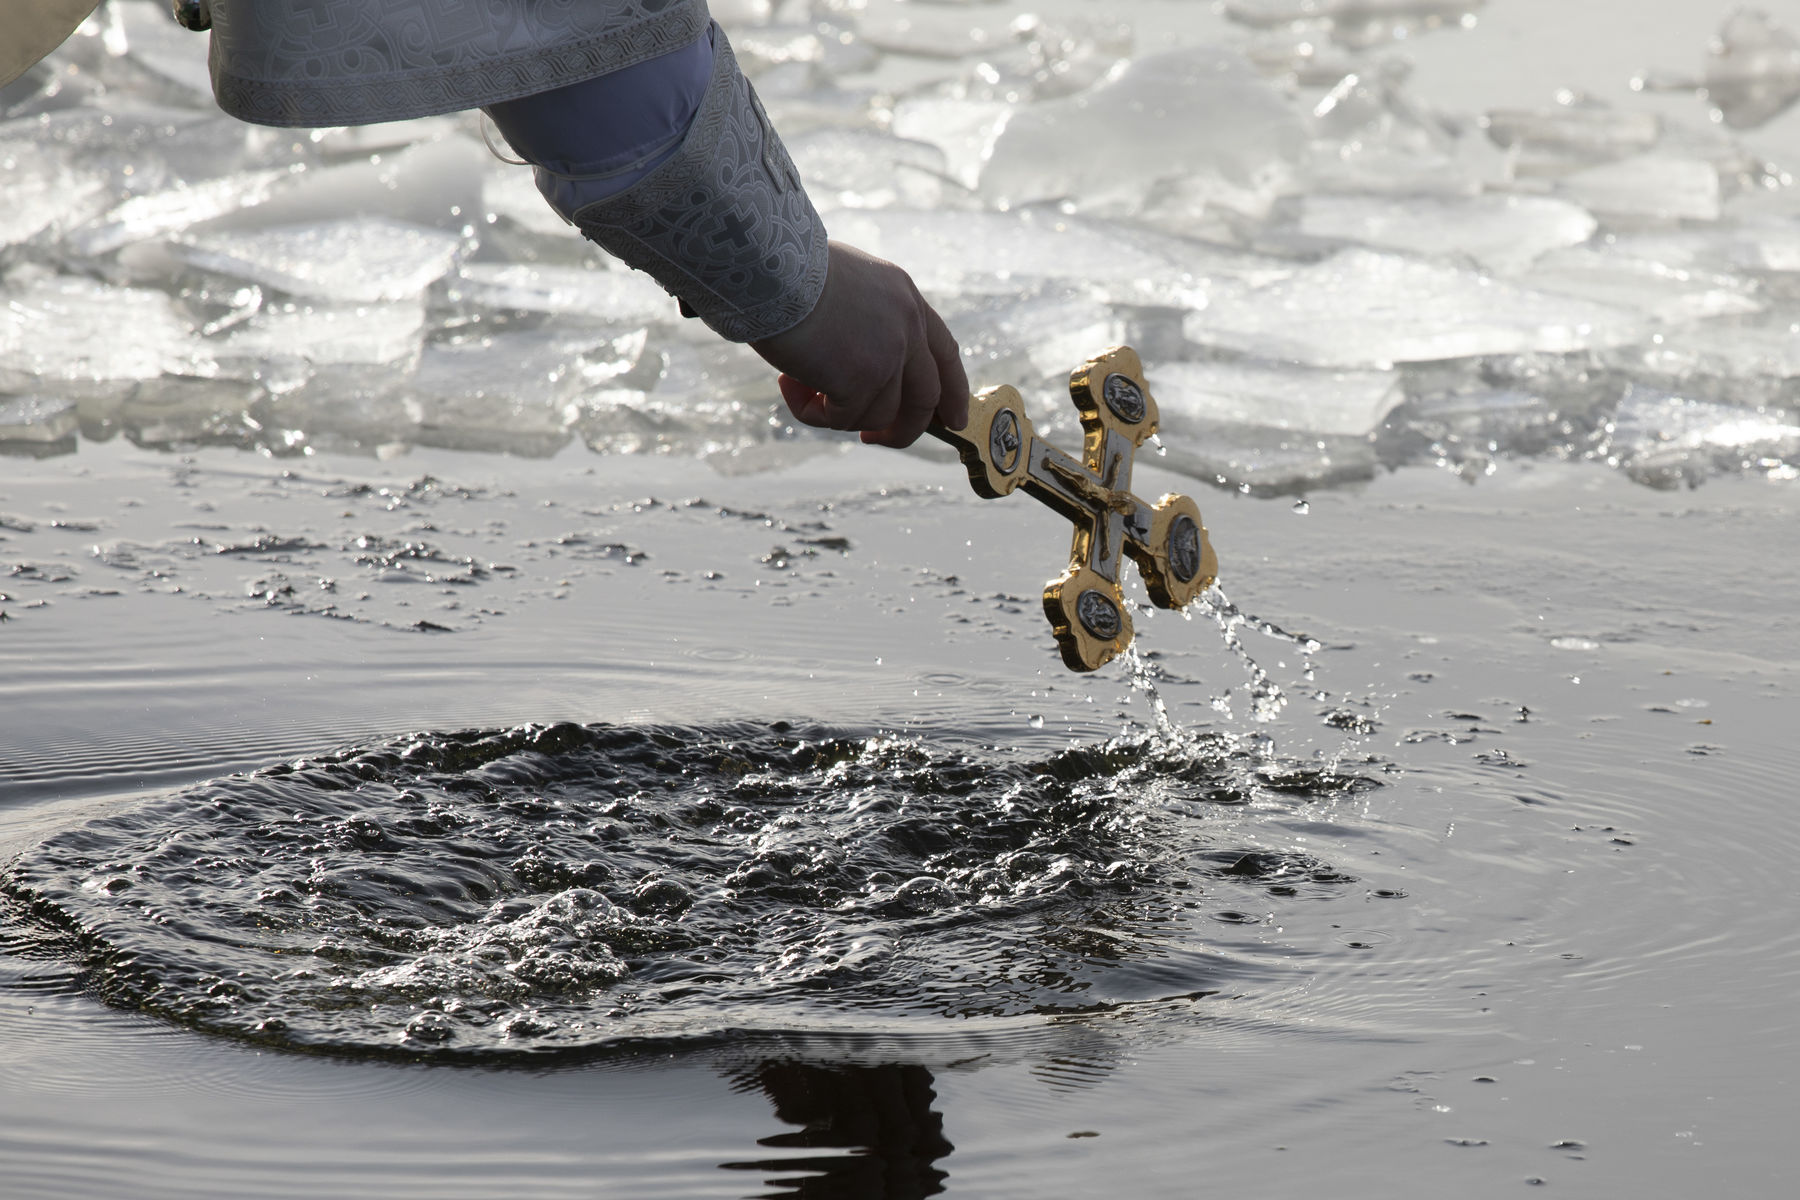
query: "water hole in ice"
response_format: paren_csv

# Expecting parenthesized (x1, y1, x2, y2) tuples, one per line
(0, 716, 1377, 1060)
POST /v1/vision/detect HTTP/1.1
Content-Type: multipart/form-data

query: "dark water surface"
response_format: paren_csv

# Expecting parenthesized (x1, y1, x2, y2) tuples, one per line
(3, 440, 1796, 1197)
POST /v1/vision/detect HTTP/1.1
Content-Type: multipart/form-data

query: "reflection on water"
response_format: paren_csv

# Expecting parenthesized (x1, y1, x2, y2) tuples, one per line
(725, 1062, 953, 1199)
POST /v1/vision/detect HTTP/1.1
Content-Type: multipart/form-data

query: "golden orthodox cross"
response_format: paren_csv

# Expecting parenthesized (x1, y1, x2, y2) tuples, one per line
(930, 346, 1219, 672)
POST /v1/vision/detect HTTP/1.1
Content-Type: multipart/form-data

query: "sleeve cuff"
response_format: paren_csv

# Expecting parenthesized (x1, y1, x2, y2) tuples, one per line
(549, 23, 829, 343)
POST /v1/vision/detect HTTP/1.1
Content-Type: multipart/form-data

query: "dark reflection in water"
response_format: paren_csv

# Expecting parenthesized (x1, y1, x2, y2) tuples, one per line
(724, 1062, 953, 1199)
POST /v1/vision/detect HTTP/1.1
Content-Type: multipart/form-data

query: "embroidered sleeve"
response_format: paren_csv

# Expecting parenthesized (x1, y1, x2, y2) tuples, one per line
(540, 24, 829, 343)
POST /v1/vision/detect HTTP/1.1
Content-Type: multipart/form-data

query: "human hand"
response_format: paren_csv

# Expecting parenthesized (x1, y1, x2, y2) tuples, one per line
(749, 241, 970, 449)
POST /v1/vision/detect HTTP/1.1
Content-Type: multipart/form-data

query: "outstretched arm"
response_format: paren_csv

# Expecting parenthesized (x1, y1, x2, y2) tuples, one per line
(483, 23, 967, 448)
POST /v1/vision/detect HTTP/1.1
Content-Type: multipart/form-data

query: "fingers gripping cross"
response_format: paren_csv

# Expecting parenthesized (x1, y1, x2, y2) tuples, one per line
(930, 346, 1219, 672)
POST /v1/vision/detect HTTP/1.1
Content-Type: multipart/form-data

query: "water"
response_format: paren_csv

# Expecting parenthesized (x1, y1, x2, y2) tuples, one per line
(4, 1, 1800, 1196)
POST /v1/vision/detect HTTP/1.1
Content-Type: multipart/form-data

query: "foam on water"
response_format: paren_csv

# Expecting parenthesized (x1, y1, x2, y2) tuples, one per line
(0, 719, 1376, 1059)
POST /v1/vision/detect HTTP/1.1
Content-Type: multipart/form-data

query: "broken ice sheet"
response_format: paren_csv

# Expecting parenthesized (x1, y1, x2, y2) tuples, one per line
(1294, 193, 1597, 272)
(63, 166, 295, 258)
(787, 128, 949, 210)
(0, 275, 203, 391)
(1161, 427, 1379, 495)
(402, 326, 636, 455)
(1183, 248, 1645, 368)
(887, 94, 1011, 191)
(1484, 102, 1661, 177)
(1603, 383, 1800, 487)
(214, 301, 429, 373)
(1146, 361, 1401, 437)
(829, 207, 1291, 301)
(980, 47, 1304, 212)
(168, 218, 465, 303)
(481, 165, 574, 237)
(1603, 320, 1800, 407)
(853, 0, 1016, 60)
(1557, 155, 1722, 223)
(944, 288, 1120, 388)
(0, 396, 80, 448)
(1522, 245, 1761, 324)
(0, 143, 113, 248)
(955, 14, 1135, 104)
(1224, 0, 1486, 48)
(1642, 8, 1800, 131)
(446, 264, 672, 325)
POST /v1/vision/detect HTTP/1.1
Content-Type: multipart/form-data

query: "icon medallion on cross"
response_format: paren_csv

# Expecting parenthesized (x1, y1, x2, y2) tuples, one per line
(930, 346, 1218, 672)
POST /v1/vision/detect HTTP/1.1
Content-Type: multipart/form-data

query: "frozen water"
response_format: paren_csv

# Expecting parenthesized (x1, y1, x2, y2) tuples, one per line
(64, 166, 294, 258)
(1183, 249, 1645, 368)
(980, 47, 1304, 213)
(1, 0, 1795, 490)
(1224, 0, 1486, 49)
(1557, 155, 1722, 223)
(1293, 192, 1597, 271)
(1484, 101, 1662, 177)
(446, 264, 672, 325)
(1522, 245, 1762, 324)
(0, 395, 79, 448)
(169, 218, 465, 303)
(403, 326, 642, 455)
(1147, 361, 1401, 437)
(1604, 383, 1800, 487)
(1642, 8, 1800, 131)
(787, 128, 949, 210)
(887, 94, 1011, 190)
(0, 274, 201, 390)
(214, 301, 428, 372)
(830, 207, 1291, 301)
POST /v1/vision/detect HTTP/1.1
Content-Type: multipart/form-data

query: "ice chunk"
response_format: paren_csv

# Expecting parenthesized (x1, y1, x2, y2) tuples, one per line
(1557, 156, 1721, 223)
(1522, 246, 1761, 324)
(953, 15, 1135, 103)
(1642, 9, 1800, 131)
(1183, 249, 1645, 368)
(64, 166, 294, 257)
(0, 146, 112, 247)
(446, 264, 671, 324)
(854, 2, 1016, 60)
(0, 396, 80, 448)
(1603, 384, 1800, 487)
(1295, 193, 1596, 271)
(169, 218, 464, 303)
(215, 301, 428, 372)
(889, 94, 1011, 191)
(402, 327, 632, 455)
(980, 47, 1304, 211)
(1699, 8, 1800, 129)
(1224, 0, 1485, 49)
(199, 137, 487, 235)
(0, 275, 200, 390)
(829, 208, 1291, 302)
(1146, 361, 1401, 436)
(481, 165, 573, 237)
(787, 128, 948, 210)
(734, 24, 879, 79)
(1484, 102, 1660, 177)
(943, 289, 1121, 389)
(1603, 321, 1800, 408)
(112, 0, 214, 101)
(1244, 35, 1365, 87)
(1160, 430, 1379, 495)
